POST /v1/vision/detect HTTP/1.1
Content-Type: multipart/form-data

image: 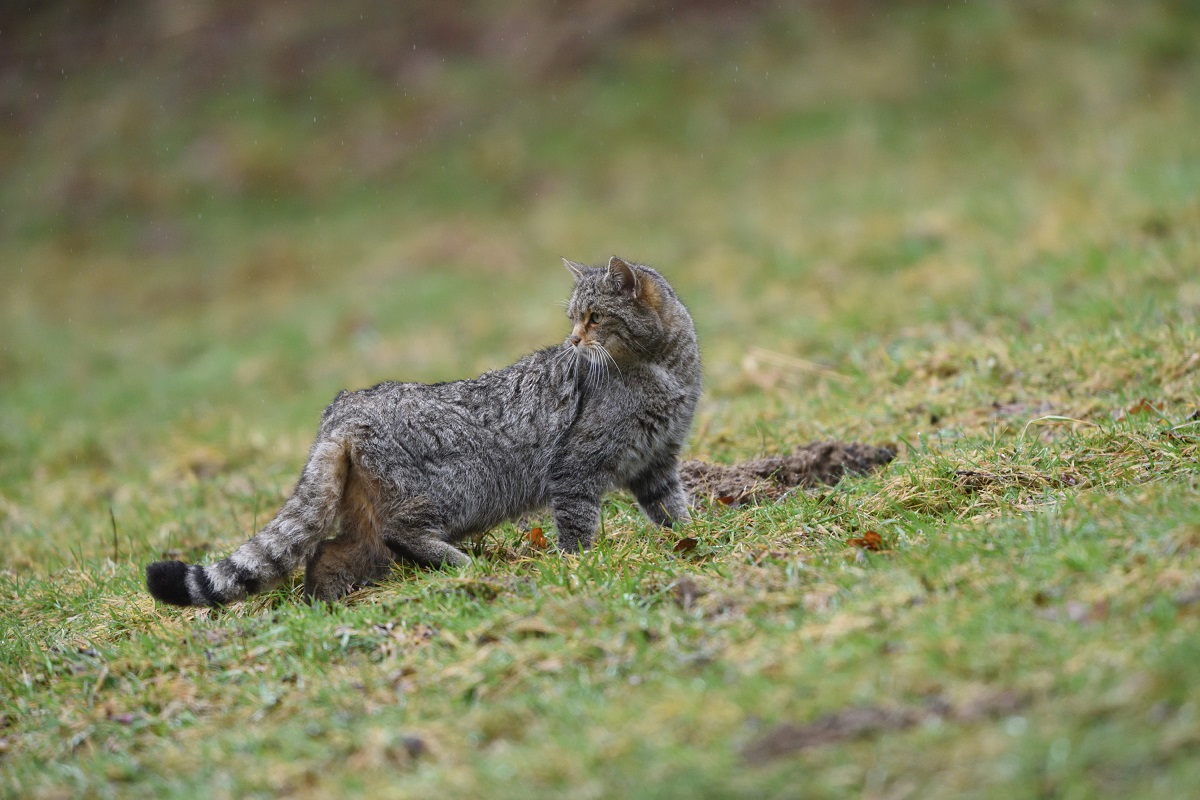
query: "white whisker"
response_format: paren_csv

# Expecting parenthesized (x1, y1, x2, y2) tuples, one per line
(594, 343, 622, 376)
(587, 350, 603, 393)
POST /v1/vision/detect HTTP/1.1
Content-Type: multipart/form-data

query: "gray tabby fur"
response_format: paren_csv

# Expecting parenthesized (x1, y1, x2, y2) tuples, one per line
(145, 257, 701, 606)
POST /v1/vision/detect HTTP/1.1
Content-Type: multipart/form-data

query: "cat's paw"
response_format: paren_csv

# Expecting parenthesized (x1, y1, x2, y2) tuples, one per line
(302, 570, 358, 604)
(554, 536, 591, 555)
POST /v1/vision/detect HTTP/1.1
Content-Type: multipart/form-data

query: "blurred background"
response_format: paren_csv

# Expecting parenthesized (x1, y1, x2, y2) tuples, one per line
(2, 1, 1199, 564)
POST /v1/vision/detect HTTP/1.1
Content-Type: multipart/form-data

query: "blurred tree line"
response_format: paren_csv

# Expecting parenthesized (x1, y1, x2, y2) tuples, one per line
(2, 0, 785, 122)
(2, 0, 1197, 247)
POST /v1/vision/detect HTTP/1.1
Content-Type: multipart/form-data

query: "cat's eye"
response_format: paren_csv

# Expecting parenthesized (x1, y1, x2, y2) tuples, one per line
(589, 312, 603, 325)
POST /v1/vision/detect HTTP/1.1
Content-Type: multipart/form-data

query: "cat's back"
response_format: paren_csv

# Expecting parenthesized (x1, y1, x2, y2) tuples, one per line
(319, 347, 574, 446)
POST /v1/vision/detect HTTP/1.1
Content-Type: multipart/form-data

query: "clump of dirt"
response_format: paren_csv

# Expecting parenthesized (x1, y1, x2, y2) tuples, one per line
(741, 690, 1026, 765)
(680, 441, 895, 506)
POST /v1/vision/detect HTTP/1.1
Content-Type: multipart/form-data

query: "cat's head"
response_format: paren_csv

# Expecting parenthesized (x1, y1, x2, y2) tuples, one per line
(561, 256, 693, 368)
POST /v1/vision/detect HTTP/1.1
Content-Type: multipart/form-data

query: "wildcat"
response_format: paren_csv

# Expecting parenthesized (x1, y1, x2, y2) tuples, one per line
(146, 256, 701, 606)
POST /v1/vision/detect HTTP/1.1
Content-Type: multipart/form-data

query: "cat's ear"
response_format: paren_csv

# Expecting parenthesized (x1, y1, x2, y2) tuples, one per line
(562, 258, 588, 282)
(607, 256, 641, 297)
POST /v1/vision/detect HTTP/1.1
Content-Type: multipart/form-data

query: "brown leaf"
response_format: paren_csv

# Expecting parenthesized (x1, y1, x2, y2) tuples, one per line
(672, 537, 699, 553)
(1125, 398, 1164, 417)
(846, 531, 885, 551)
(716, 494, 737, 506)
(1059, 471, 1080, 487)
(526, 527, 548, 548)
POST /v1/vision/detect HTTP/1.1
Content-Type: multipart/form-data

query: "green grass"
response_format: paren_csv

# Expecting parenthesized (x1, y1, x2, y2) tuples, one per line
(3, 2, 1200, 797)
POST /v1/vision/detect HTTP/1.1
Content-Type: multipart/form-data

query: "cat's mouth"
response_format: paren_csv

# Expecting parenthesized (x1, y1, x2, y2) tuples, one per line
(567, 334, 601, 355)
(564, 337, 620, 386)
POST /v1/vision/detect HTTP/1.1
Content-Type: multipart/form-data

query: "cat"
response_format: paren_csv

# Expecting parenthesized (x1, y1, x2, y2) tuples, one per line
(146, 256, 702, 606)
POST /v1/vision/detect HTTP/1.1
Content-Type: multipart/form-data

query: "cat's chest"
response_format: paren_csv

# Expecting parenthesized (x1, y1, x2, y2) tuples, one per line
(642, 362, 698, 407)
(591, 366, 693, 437)
(593, 366, 673, 409)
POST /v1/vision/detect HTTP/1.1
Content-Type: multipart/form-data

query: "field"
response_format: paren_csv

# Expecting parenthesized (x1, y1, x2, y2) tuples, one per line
(3, 2, 1200, 797)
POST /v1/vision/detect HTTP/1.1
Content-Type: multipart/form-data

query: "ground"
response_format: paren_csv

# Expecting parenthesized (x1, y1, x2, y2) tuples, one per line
(2, 2, 1200, 797)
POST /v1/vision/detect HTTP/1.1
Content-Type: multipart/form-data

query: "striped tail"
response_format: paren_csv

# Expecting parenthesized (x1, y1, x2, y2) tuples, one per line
(146, 438, 349, 607)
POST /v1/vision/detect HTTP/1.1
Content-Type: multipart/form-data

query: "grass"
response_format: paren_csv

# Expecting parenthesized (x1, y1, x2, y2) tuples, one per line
(3, 1, 1200, 797)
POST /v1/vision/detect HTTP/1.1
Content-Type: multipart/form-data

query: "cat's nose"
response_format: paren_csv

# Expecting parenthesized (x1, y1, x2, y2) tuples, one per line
(569, 334, 582, 346)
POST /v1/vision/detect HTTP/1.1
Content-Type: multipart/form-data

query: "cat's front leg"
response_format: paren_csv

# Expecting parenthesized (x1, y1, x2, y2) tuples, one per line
(629, 458, 691, 528)
(550, 489, 602, 553)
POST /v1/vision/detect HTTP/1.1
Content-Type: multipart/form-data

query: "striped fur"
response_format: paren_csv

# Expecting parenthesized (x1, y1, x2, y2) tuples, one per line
(145, 257, 701, 606)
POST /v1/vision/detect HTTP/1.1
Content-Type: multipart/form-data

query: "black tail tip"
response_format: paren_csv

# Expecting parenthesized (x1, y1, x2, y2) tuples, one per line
(146, 560, 196, 607)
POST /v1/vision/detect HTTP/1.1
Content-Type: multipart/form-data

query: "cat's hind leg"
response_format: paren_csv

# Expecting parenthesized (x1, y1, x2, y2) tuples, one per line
(303, 465, 393, 602)
(303, 531, 393, 603)
(382, 531, 471, 569)
(377, 494, 471, 568)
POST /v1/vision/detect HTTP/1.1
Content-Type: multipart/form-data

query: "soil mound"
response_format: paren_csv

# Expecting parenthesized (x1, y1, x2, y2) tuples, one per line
(680, 441, 895, 507)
